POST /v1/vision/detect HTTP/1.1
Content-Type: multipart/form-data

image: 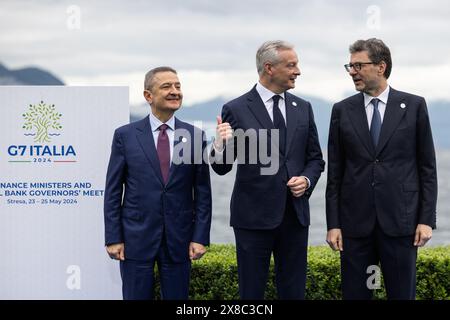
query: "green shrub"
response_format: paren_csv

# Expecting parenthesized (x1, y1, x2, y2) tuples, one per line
(155, 244, 450, 300)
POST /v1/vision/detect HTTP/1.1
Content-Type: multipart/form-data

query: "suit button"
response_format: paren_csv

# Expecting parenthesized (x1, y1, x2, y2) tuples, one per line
(371, 182, 375, 187)
(374, 159, 379, 164)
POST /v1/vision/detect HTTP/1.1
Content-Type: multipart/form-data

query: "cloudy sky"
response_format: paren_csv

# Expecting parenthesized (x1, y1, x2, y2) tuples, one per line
(1, 0, 449, 105)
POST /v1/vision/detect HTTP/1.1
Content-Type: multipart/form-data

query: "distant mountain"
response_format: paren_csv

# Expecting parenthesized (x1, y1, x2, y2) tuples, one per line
(1, 62, 447, 149)
(426, 100, 450, 149)
(131, 95, 450, 149)
(130, 97, 223, 123)
(132, 95, 335, 147)
(0, 63, 64, 85)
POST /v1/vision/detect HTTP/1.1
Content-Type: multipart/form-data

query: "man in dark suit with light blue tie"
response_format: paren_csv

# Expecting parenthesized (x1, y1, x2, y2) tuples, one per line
(104, 66, 212, 300)
(326, 39, 437, 299)
(211, 40, 325, 299)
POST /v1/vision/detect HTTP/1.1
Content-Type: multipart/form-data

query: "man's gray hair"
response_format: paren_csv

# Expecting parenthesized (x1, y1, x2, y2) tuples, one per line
(144, 66, 177, 91)
(349, 38, 392, 79)
(256, 40, 294, 76)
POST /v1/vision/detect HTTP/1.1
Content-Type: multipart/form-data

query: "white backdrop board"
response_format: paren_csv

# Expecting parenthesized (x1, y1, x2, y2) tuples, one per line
(0, 86, 129, 299)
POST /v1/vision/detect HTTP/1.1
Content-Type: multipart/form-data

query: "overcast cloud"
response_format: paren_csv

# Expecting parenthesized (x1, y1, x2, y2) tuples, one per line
(1, 0, 449, 105)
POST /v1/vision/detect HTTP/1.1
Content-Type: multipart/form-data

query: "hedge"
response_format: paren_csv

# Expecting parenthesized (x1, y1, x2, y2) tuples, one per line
(154, 244, 450, 300)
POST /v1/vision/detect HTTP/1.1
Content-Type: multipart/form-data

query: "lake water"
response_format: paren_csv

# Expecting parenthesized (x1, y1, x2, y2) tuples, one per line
(209, 149, 450, 246)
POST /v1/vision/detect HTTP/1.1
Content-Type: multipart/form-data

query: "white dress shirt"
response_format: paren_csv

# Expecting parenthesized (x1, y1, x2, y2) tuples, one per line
(255, 82, 286, 124)
(149, 112, 175, 163)
(363, 85, 390, 129)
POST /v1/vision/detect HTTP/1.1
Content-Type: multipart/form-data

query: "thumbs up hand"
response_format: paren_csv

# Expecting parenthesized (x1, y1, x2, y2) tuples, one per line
(214, 116, 233, 150)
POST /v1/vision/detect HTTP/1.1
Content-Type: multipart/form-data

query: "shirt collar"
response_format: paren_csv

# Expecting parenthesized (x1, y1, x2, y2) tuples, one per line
(364, 85, 390, 108)
(256, 82, 285, 103)
(149, 111, 175, 132)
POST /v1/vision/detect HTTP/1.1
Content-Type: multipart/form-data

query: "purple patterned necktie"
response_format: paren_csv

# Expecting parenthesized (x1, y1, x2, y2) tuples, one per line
(157, 124, 170, 184)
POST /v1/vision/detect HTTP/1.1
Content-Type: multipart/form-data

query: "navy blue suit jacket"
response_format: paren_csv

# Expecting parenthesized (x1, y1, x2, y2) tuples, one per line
(104, 116, 212, 262)
(211, 86, 325, 229)
(326, 88, 437, 237)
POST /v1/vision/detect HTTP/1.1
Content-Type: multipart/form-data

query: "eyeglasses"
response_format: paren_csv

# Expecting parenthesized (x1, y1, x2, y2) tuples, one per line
(344, 62, 376, 72)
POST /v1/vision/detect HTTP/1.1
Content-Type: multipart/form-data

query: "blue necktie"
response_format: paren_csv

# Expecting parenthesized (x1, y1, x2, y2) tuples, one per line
(272, 95, 286, 155)
(370, 98, 381, 147)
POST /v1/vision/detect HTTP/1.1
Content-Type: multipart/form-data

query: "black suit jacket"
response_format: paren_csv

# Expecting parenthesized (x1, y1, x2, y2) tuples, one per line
(326, 87, 437, 237)
(211, 85, 325, 229)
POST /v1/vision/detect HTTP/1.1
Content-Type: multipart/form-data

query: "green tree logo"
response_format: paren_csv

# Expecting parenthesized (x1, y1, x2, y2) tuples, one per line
(22, 101, 62, 143)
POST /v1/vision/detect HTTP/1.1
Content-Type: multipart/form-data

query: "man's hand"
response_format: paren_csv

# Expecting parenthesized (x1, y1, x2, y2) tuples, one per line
(287, 176, 308, 197)
(106, 243, 125, 260)
(414, 224, 432, 247)
(189, 242, 207, 260)
(326, 228, 343, 251)
(214, 116, 233, 150)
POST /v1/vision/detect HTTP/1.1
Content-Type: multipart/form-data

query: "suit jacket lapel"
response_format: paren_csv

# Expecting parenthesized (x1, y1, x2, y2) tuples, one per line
(347, 93, 376, 157)
(246, 86, 275, 133)
(136, 117, 164, 185)
(376, 88, 407, 155)
(285, 93, 300, 155)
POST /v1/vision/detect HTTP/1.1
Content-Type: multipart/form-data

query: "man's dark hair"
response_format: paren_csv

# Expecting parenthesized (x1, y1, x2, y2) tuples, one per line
(349, 38, 392, 79)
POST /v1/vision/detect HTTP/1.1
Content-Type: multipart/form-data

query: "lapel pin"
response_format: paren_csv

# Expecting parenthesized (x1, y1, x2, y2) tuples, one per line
(400, 103, 406, 109)
(182, 137, 188, 143)
(292, 101, 297, 107)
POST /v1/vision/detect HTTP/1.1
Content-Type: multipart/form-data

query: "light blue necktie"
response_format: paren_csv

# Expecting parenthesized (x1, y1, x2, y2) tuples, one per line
(370, 98, 381, 147)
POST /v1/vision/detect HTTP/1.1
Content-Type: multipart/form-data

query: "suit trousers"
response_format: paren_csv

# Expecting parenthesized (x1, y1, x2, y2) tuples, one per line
(120, 236, 191, 300)
(341, 222, 417, 300)
(233, 193, 309, 299)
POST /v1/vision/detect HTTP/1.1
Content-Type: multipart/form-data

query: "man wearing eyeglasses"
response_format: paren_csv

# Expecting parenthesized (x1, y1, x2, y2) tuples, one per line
(325, 38, 437, 300)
